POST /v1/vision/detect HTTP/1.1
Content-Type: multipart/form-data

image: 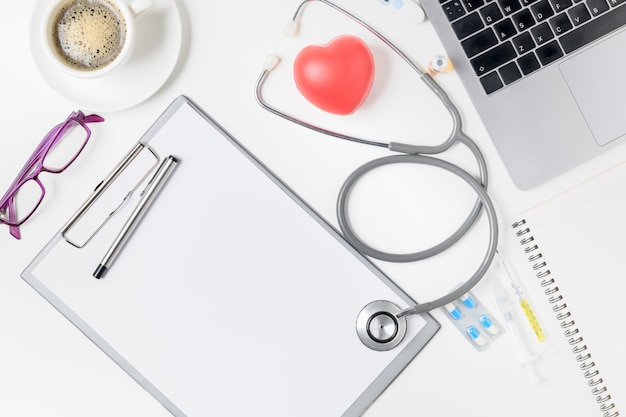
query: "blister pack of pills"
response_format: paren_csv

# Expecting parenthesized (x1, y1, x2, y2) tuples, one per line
(441, 290, 504, 351)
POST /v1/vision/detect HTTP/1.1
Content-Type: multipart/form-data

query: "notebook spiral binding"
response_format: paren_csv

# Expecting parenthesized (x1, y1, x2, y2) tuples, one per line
(512, 219, 619, 417)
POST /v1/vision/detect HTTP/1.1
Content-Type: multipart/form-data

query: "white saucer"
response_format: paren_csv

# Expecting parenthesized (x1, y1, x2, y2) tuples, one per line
(30, 0, 182, 112)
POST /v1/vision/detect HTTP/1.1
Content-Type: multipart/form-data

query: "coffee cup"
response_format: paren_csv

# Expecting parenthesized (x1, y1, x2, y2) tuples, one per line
(41, 0, 154, 78)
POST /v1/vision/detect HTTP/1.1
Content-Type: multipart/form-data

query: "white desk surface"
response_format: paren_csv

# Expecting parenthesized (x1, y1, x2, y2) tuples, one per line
(2, 1, 625, 416)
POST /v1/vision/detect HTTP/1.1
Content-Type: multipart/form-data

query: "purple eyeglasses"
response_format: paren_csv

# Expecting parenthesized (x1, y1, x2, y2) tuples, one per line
(0, 111, 104, 239)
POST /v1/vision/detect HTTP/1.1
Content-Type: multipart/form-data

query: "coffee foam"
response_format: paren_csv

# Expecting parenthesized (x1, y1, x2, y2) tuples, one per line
(53, 0, 126, 71)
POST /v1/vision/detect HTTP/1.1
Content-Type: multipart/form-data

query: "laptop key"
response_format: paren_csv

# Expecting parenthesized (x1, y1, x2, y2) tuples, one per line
(561, 2, 626, 53)
(462, 0, 485, 11)
(587, 0, 609, 15)
(567, 3, 591, 25)
(470, 42, 517, 75)
(549, 0, 573, 12)
(498, 0, 522, 14)
(499, 61, 523, 84)
(536, 40, 564, 64)
(531, 22, 555, 44)
(495, 18, 518, 40)
(453, 12, 485, 39)
(461, 27, 499, 57)
(517, 52, 541, 74)
(442, 0, 466, 21)
(512, 9, 536, 30)
(480, 71, 504, 94)
(512, 31, 536, 53)
(531, 0, 555, 21)
(480, 2, 504, 23)
(550, 12, 573, 34)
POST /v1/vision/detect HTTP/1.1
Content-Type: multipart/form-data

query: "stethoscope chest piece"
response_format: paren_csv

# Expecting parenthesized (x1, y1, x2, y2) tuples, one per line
(356, 300, 406, 351)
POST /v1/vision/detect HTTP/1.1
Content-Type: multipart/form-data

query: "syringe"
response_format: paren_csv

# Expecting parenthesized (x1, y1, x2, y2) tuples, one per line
(495, 250, 548, 344)
(490, 272, 542, 384)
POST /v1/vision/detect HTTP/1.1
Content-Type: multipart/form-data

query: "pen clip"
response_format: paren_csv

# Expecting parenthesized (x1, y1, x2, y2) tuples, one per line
(139, 155, 169, 197)
(61, 143, 160, 248)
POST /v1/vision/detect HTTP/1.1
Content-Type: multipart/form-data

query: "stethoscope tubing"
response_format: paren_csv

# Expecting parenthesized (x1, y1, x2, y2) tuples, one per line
(336, 153, 498, 317)
(255, 0, 499, 318)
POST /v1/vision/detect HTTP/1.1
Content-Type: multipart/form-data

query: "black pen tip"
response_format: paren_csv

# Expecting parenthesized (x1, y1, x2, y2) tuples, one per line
(93, 264, 108, 279)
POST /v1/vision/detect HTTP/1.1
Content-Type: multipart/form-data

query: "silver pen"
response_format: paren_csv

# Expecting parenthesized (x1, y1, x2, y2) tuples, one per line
(93, 155, 179, 279)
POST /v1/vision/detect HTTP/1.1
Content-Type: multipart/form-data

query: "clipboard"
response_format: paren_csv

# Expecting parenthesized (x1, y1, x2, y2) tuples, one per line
(22, 96, 439, 417)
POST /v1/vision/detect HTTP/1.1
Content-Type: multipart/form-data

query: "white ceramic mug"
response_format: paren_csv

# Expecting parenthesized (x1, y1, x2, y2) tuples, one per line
(41, 0, 154, 78)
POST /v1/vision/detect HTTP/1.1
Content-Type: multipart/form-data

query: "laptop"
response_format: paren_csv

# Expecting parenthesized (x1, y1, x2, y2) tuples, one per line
(419, 0, 626, 189)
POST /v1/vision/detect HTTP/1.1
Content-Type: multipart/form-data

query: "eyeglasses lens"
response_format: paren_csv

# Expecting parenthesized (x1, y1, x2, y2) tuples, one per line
(43, 120, 89, 172)
(2, 179, 44, 224)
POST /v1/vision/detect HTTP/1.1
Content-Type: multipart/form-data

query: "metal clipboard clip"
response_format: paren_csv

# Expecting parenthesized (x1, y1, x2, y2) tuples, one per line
(61, 142, 160, 248)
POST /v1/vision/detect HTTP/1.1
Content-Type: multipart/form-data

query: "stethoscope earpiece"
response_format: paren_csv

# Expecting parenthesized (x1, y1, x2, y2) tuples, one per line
(283, 20, 300, 37)
(263, 55, 281, 72)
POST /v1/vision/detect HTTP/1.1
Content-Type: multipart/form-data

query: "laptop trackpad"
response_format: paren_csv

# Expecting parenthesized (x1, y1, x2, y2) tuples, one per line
(560, 30, 626, 146)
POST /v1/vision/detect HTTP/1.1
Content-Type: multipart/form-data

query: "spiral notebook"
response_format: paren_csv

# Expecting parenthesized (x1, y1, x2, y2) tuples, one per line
(510, 162, 626, 417)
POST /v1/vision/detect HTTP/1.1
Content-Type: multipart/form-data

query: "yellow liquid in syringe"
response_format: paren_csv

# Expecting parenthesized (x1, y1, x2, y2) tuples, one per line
(519, 299, 547, 342)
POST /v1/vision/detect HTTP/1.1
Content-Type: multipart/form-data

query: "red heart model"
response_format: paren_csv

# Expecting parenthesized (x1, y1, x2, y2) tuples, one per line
(294, 35, 375, 115)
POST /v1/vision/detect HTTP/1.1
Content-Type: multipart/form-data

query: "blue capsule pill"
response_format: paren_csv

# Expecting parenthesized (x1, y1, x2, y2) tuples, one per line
(461, 293, 477, 309)
(480, 314, 500, 335)
(445, 303, 462, 320)
(467, 325, 488, 346)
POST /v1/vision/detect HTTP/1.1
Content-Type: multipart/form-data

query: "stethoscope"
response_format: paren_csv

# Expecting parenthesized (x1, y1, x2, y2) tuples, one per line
(255, 0, 498, 350)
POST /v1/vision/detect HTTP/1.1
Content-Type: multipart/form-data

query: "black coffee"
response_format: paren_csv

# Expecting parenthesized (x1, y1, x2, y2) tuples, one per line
(53, 0, 126, 71)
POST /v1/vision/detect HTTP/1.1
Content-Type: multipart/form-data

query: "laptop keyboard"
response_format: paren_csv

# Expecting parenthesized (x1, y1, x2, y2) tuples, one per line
(440, 0, 626, 94)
